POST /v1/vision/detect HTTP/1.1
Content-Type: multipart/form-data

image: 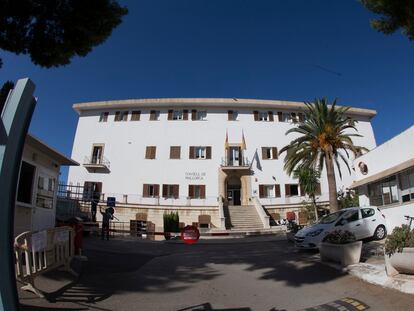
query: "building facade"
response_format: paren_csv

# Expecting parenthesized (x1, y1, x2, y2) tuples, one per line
(67, 98, 376, 231)
(15, 134, 78, 236)
(351, 125, 414, 231)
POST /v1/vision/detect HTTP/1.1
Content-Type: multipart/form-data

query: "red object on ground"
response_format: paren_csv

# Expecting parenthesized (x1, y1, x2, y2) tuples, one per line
(286, 211, 296, 221)
(180, 225, 200, 245)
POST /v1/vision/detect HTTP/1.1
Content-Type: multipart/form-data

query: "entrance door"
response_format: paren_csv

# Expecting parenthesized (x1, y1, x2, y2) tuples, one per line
(226, 176, 242, 206)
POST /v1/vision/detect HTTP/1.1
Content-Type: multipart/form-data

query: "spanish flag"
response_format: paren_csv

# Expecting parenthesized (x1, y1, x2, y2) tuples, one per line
(241, 130, 247, 150)
(225, 129, 229, 149)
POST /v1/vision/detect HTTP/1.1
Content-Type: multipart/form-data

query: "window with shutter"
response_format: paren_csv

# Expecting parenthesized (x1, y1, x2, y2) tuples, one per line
(261, 147, 268, 160)
(170, 146, 181, 159)
(183, 110, 189, 120)
(275, 184, 281, 197)
(154, 184, 160, 197)
(188, 185, 195, 198)
(285, 184, 291, 197)
(278, 112, 283, 122)
(131, 110, 141, 121)
(189, 146, 195, 159)
(145, 146, 156, 159)
(253, 111, 259, 121)
(168, 110, 173, 120)
(228, 110, 233, 121)
(259, 185, 264, 198)
(200, 185, 206, 199)
(206, 146, 212, 159)
(114, 111, 121, 121)
(272, 147, 278, 159)
(268, 111, 274, 121)
(291, 112, 297, 123)
(191, 110, 197, 120)
(143, 184, 149, 197)
(99, 112, 109, 122)
(150, 110, 159, 121)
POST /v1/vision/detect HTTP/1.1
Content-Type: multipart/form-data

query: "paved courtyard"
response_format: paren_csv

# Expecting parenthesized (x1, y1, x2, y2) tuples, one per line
(19, 235, 414, 311)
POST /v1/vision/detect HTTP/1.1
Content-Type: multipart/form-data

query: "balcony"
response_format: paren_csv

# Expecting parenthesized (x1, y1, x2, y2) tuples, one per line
(83, 156, 110, 173)
(221, 157, 251, 171)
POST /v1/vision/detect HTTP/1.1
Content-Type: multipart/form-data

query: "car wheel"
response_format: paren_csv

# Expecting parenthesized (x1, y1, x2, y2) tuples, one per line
(373, 225, 386, 240)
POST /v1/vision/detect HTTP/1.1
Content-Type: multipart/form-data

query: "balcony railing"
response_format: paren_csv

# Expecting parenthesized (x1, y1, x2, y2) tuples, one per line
(83, 156, 110, 169)
(221, 157, 250, 167)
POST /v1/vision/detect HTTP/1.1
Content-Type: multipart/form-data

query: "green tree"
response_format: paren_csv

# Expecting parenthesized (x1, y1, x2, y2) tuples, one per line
(0, 0, 128, 68)
(337, 188, 359, 210)
(293, 167, 321, 221)
(361, 0, 414, 40)
(0, 80, 14, 112)
(280, 98, 366, 212)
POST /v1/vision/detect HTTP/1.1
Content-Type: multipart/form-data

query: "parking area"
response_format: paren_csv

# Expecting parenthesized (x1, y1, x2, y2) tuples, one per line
(19, 236, 414, 311)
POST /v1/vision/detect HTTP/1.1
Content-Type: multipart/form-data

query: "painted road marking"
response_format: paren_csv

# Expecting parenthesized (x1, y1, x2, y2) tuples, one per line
(300, 297, 369, 311)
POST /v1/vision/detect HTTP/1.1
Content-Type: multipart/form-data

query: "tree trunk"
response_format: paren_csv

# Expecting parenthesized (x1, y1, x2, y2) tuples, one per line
(311, 194, 319, 221)
(325, 151, 339, 212)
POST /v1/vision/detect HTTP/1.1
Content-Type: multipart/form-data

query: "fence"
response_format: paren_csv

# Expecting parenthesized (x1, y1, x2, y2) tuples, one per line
(14, 226, 76, 297)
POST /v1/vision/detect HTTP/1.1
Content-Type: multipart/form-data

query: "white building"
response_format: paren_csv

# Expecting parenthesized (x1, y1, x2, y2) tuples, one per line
(351, 125, 414, 232)
(67, 98, 376, 231)
(14, 134, 78, 236)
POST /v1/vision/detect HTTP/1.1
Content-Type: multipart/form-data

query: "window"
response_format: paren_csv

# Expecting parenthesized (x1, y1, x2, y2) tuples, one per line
(399, 168, 414, 203)
(99, 112, 109, 122)
(36, 174, 56, 209)
(131, 110, 141, 121)
(189, 146, 212, 159)
(342, 210, 359, 223)
(361, 208, 375, 218)
(168, 109, 188, 120)
(17, 161, 36, 204)
(83, 182, 102, 201)
(188, 185, 206, 199)
(259, 185, 274, 198)
(253, 111, 273, 121)
(149, 110, 160, 121)
(114, 111, 128, 121)
(285, 184, 299, 196)
(162, 184, 179, 198)
(145, 146, 156, 159)
(143, 184, 159, 197)
(170, 146, 181, 159)
(368, 176, 399, 206)
(261, 147, 278, 160)
(195, 111, 207, 121)
(228, 110, 238, 121)
(91, 145, 104, 164)
(283, 113, 292, 123)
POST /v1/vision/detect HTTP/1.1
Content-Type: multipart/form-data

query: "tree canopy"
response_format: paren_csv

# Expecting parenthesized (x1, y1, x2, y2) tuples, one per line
(361, 0, 414, 40)
(0, 0, 128, 68)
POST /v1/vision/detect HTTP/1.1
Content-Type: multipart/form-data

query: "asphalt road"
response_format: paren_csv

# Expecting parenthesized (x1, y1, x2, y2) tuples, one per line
(19, 236, 414, 311)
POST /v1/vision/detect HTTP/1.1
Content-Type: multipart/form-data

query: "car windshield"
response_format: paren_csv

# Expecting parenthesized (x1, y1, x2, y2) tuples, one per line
(319, 210, 347, 224)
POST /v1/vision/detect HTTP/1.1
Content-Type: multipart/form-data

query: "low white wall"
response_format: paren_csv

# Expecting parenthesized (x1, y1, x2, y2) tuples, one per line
(380, 203, 414, 232)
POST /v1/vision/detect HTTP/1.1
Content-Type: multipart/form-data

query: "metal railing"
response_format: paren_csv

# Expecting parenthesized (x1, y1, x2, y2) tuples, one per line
(221, 157, 250, 167)
(83, 156, 110, 168)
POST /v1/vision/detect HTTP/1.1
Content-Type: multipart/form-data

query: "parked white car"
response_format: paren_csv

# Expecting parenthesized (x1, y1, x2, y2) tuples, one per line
(294, 207, 387, 249)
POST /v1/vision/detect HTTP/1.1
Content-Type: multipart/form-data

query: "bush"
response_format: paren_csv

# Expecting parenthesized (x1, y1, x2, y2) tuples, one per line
(384, 225, 414, 257)
(163, 212, 179, 233)
(323, 230, 356, 244)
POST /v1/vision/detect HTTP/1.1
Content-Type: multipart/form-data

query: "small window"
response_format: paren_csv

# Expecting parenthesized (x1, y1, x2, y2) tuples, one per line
(17, 161, 36, 204)
(189, 185, 205, 199)
(143, 184, 159, 197)
(342, 210, 359, 223)
(170, 146, 181, 159)
(162, 184, 179, 198)
(114, 111, 128, 122)
(36, 174, 55, 209)
(131, 110, 141, 121)
(149, 110, 160, 121)
(145, 146, 156, 159)
(173, 110, 183, 120)
(259, 112, 268, 121)
(228, 110, 238, 121)
(99, 112, 109, 122)
(259, 185, 274, 198)
(261, 147, 278, 160)
(196, 111, 207, 120)
(283, 113, 292, 123)
(195, 147, 206, 159)
(91, 145, 103, 164)
(361, 208, 375, 218)
(285, 184, 299, 197)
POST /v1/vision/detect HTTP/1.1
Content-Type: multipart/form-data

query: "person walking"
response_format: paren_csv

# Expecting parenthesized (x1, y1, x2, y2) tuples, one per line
(100, 206, 114, 240)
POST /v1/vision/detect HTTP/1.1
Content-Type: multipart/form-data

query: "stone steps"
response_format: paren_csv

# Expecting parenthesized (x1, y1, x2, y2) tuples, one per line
(227, 205, 264, 230)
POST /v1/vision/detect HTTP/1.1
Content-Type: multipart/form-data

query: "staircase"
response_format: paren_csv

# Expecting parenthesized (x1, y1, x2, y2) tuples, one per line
(226, 205, 264, 230)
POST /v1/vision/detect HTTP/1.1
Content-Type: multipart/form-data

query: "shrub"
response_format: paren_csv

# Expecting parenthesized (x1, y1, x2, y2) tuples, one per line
(323, 230, 356, 244)
(384, 225, 414, 257)
(163, 212, 179, 233)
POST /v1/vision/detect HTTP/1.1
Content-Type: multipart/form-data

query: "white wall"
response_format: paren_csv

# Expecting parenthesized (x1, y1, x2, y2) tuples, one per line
(68, 105, 376, 207)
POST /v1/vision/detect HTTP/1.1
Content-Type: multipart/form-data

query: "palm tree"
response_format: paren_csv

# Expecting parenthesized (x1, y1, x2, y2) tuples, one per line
(293, 167, 320, 221)
(280, 98, 365, 212)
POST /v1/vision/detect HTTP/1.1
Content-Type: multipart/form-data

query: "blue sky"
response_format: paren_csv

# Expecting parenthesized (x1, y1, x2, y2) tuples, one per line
(1, 0, 414, 181)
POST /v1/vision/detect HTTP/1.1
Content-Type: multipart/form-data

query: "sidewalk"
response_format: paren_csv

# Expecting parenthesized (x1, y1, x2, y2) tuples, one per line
(321, 240, 414, 295)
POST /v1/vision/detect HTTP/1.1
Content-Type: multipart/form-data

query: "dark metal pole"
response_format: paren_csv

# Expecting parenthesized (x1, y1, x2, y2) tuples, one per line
(0, 78, 36, 311)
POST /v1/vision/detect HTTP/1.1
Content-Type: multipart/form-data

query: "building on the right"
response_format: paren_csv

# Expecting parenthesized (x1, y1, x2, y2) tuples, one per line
(350, 124, 414, 231)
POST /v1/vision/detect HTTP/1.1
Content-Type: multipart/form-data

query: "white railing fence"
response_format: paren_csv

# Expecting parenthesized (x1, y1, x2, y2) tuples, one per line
(250, 196, 270, 229)
(14, 226, 76, 297)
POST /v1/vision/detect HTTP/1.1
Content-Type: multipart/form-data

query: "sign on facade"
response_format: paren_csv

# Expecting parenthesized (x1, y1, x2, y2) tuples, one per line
(185, 172, 206, 181)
